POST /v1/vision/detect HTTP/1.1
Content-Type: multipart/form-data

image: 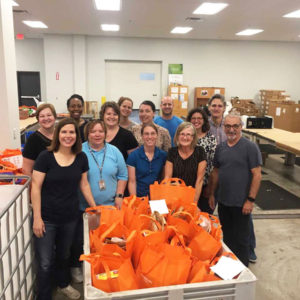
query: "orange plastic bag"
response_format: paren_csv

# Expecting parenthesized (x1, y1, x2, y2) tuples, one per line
(80, 253, 138, 292)
(150, 178, 195, 207)
(121, 195, 150, 230)
(136, 240, 192, 288)
(86, 205, 124, 227)
(188, 223, 222, 261)
(90, 222, 136, 258)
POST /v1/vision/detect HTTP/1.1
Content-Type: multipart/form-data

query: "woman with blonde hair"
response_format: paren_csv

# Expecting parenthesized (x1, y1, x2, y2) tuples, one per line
(22, 103, 57, 176)
(164, 122, 207, 204)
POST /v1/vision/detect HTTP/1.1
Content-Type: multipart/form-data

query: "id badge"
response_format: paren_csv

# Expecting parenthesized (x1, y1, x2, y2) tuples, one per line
(99, 180, 106, 191)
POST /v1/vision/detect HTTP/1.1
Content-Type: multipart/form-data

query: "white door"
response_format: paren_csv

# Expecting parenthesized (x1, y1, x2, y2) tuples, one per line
(105, 60, 162, 109)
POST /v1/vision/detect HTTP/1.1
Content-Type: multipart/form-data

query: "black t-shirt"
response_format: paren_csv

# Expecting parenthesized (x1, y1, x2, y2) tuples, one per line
(109, 126, 138, 160)
(22, 131, 51, 160)
(79, 119, 88, 142)
(167, 146, 206, 187)
(33, 150, 89, 223)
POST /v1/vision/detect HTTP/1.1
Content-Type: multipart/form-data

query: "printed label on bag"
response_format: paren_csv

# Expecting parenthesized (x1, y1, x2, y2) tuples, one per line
(96, 270, 119, 280)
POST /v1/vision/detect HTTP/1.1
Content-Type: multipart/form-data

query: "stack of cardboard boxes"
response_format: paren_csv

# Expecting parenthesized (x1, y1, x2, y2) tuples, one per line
(84, 101, 99, 119)
(260, 90, 300, 132)
(260, 90, 292, 115)
(231, 98, 260, 116)
(168, 84, 189, 118)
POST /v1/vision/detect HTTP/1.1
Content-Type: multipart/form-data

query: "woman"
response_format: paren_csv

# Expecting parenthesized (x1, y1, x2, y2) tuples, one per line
(164, 122, 207, 204)
(127, 124, 167, 197)
(118, 96, 137, 131)
(100, 101, 138, 161)
(131, 100, 171, 152)
(187, 108, 217, 213)
(67, 94, 87, 142)
(22, 103, 57, 176)
(80, 119, 128, 210)
(31, 118, 96, 300)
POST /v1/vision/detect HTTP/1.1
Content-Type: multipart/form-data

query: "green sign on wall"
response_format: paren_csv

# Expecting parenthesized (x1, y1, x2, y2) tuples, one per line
(168, 64, 183, 74)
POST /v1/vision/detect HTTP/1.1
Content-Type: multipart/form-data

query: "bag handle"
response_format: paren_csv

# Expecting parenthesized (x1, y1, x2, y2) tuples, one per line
(159, 178, 186, 187)
(100, 222, 125, 243)
(139, 214, 162, 231)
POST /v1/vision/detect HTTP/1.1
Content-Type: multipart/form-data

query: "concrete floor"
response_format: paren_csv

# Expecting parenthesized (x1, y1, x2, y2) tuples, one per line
(54, 154, 300, 300)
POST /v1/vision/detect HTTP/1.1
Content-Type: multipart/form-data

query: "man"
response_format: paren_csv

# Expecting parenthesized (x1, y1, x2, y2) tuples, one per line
(208, 94, 227, 145)
(154, 96, 183, 146)
(209, 113, 262, 266)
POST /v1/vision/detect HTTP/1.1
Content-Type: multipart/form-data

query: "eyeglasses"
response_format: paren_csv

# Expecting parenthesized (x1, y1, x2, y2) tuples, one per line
(179, 132, 194, 138)
(224, 124, 241, 130)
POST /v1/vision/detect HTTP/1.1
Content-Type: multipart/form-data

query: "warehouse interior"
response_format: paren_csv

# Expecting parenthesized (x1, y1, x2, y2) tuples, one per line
(1, 0, 300, 299)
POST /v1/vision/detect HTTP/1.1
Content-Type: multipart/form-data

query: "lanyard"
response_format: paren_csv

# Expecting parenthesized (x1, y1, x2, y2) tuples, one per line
(88, 143, 107, 180)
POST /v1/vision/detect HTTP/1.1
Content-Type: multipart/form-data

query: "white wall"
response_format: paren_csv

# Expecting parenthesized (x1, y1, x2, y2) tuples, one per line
(15, 38, 46, 103)
(15, 35, 300, 113)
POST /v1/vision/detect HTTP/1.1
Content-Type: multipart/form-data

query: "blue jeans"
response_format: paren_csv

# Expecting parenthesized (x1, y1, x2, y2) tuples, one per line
(34, 219, 77, 300)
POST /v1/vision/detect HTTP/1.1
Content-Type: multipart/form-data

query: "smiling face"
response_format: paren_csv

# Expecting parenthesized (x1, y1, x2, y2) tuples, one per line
(38, 107, 56, 130)
(68, 98, 83, 120)
(190, 112, 204, 130)
(161, 97, 173, 117)
(224, 116, 242, 143)
(88, 123, 106, 149)
(58, 124, 77, 148)
(142, 125, 157, 147)
(119, 99, 133, 118)
(103, 107, 119, 127)
(177, 126, 194, 148)
(139, 104, 155, 125)
(208, 98, 226, 119)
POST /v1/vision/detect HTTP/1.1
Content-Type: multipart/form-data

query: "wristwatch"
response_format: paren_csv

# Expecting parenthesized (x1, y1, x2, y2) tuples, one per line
(115, 193, 124, 198)
(247, 197, 255, 202)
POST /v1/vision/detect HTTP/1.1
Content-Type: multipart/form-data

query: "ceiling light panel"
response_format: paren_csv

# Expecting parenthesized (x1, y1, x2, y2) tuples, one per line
(283, 9, 300, 18)
(101, 24, 120, 31)
(95, 0, 121, 11)
(236, 29, 263, 36)
(22, 21, 48, 28)
(193, 2, 228, 15)
(171, 27, 193, 34)
(11, 1, 19, 6)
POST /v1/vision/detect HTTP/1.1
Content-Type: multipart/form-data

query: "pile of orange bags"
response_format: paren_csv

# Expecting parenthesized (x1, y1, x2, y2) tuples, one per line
(81, 178, 237, 293)
(0, 149, 24, 185)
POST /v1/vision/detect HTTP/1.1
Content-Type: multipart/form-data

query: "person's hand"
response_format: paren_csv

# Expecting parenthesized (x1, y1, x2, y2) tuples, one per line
(208, 195, 215, 210)
(33, 217, 45, 238)
(115, 197, 123, 210)
(242, 200, 254, 215)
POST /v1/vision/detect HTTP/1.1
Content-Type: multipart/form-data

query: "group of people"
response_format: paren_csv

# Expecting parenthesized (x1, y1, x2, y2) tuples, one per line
(22, 93, 262, 300)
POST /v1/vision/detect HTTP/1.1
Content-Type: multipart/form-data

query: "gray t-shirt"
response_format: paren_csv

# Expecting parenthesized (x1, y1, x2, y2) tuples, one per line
(213, 137, 262, 207)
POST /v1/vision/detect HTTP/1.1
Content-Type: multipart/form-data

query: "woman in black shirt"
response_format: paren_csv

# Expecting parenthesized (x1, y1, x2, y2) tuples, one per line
(164, 122, 207, 204)
(31, 118, 96, 300)
(22, 103, 57, 176)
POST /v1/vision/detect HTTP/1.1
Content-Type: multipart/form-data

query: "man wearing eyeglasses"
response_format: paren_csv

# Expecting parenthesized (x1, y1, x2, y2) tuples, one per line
(209, 113, 262, 267)
(154, 96, 183, 146)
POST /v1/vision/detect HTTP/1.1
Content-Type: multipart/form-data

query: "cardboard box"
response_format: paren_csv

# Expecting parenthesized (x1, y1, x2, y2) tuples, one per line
(268, 102, 300, 132)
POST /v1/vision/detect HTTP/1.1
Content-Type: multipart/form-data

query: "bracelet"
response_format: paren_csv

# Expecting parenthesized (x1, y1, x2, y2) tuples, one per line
(115, 193, 124, 198)
(247, 197, 255, 202)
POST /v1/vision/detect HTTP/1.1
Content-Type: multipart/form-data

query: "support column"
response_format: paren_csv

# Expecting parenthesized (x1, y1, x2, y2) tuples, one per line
(0, 0, 20, 148)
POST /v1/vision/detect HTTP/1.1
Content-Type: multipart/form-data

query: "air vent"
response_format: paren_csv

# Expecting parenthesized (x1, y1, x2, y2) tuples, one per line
(13, 9, 29, 14)
(185, 17, 204, 22)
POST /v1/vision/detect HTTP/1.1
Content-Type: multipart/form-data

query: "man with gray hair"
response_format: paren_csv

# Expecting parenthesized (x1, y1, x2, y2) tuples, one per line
(209, 113, 262, 266)
(154, 96, 183, 146)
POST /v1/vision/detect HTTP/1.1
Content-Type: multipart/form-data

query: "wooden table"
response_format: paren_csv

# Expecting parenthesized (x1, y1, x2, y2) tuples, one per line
(19, 117, 38, 133)
(242, 128, 300, 166)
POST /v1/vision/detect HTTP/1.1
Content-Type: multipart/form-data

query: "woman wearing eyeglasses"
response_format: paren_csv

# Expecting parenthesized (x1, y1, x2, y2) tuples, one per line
(127, 124, 167, 197)
(164, 122, 207, 204)
(187, 108, 217, 213)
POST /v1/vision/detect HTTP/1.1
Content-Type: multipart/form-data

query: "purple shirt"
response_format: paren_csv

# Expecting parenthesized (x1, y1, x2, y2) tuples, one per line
(209, 117, 227, 145)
